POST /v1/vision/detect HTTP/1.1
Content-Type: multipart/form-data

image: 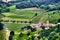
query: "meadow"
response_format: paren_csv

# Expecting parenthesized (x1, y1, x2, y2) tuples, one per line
(2, 22, 28, 31)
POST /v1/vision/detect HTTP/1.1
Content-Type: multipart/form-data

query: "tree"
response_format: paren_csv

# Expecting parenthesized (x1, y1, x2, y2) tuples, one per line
(10, 31, 15, 36)
(9, 35, 13, 40)
(58, 19, 60, 23)
(48, 32, 58, 40)
(57, 24, 60, 32)
(12, 20, 15, 23)
(9, 31, 15, 40)
(0, 23, 3, 30)
(57, 19, 60, 32)
(0, 8, 2, 14)
(35, 13, 38, 16)
(53, 12, 56, 14)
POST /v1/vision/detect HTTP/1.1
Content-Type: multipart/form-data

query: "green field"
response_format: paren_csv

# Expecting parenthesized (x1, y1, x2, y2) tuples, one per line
(1, 8, 46, 24)
(2, 22, 29, 31)
(1, 8, 60, 24)
(2, 11, 35, 19)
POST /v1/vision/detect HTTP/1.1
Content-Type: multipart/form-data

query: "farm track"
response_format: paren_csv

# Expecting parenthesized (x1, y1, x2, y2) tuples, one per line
(5, 28, 10, 40)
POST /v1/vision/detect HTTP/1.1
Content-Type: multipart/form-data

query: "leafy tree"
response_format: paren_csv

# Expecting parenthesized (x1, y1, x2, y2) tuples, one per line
(9, 31, 15, 40)
(48, 32, 58, 40)
(58, 19, 60, 23)
(9, 35, 13, 40)
(57, 19, 60, 32)
(10, 31, 15, 36)
(0, 23, 3, 30)
(35, 13, 38, 16)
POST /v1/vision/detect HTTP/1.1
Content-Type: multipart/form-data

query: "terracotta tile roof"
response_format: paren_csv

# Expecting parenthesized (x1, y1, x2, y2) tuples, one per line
(33, 21, 55, 29)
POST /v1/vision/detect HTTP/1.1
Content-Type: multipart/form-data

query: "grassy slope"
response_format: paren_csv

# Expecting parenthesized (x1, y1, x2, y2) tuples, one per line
(2, 8, 44, 22)
(32, 10, 60, 23)
(2, 8, 60, 24)
(32, 9, 47, 23)
(0, 30, 5, 40)
(2, 10, 35, 19)
(3, 22, 29, 31)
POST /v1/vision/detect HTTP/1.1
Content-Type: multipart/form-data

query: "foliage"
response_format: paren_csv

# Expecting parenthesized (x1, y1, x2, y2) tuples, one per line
(0, 23, 5, 40)
(0, 30, 5, 40)
(11, 25, 60, 40)
(0, 23, 3, 30)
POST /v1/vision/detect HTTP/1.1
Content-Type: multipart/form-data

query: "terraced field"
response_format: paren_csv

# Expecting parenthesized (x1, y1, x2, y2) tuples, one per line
(2, 22, 29, 31)
(2, 8, 60, 31)
(0, 8, 47, 34)
(1, 8, 44, 23)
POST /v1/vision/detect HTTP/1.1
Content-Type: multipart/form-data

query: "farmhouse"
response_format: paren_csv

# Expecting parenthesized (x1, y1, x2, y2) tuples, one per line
(33, 21, 56, 30)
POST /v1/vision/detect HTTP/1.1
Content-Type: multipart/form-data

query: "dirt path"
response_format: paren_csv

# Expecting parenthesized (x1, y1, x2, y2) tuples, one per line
(5, 28, 10, 40)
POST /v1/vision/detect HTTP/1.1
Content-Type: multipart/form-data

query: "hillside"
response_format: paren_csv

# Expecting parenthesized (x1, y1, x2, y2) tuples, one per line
(0, 0, 60, 40)
(0, 0, 60, 11)
(15, 0, 60, 11)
